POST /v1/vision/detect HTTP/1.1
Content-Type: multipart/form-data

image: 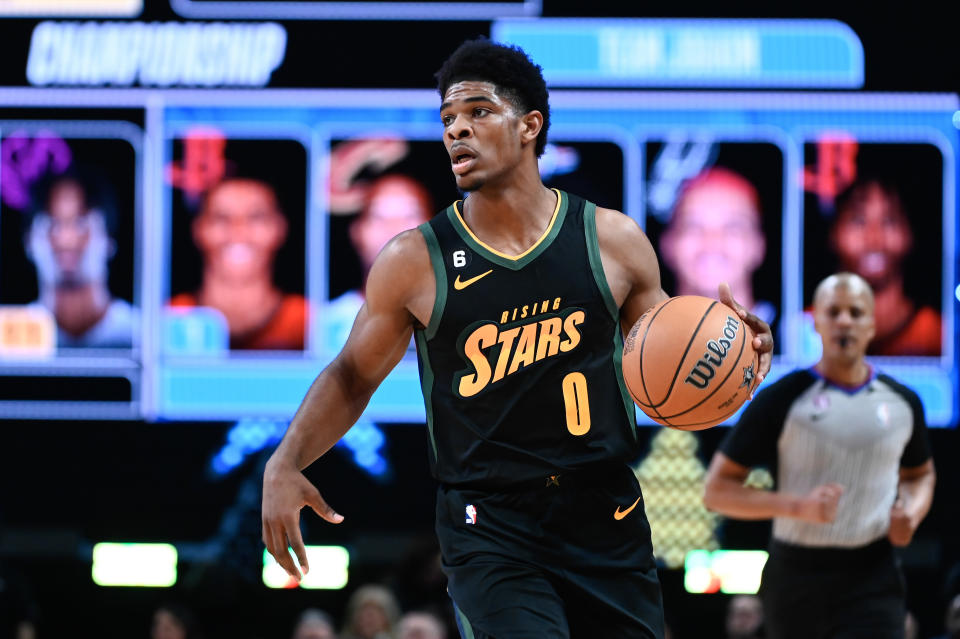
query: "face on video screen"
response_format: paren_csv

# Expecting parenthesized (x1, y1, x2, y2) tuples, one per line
(0, 134, 137, 350)
(167, 134, 308, 351)
(644, 139, 784, 349)
(802, 140, 944, 357)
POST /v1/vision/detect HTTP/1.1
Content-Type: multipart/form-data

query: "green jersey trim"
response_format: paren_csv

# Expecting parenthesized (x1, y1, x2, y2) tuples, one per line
(584, 201, 619, 320)
(419, 222, 447, 341)
(585, 201, 638, 440)
(415, 330, 439, 460)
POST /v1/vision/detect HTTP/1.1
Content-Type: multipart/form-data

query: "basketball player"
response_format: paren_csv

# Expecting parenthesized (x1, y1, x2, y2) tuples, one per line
(704, 272, 935, 639)
(262, 39, 773, 638)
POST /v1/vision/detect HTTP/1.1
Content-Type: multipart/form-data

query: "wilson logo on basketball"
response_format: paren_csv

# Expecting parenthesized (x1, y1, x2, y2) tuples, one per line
(684, 315, 741, 389)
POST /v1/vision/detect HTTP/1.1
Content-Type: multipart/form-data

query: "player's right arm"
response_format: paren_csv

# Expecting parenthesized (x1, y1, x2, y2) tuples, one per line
(703, 453, 843, 523)
(261, 228, 434, 580)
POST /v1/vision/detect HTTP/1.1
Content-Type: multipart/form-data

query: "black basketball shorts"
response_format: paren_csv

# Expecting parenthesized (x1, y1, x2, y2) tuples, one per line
(435, 464, 665, 639)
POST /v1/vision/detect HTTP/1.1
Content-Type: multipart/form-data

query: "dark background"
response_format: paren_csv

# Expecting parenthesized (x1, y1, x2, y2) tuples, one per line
(1, 1, 958, 638)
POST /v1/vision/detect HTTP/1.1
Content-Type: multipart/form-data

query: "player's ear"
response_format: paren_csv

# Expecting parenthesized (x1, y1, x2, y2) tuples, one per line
(519, 110, 543, 145)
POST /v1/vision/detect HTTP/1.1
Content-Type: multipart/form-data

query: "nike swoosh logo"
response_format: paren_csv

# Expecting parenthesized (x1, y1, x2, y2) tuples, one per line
(614, 496, 642, 521)
(453, 270, 493, 291)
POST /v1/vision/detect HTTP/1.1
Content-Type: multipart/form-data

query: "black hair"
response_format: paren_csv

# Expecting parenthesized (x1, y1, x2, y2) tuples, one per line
(435, 38, 550, 157)
(27, 164, 119, 236)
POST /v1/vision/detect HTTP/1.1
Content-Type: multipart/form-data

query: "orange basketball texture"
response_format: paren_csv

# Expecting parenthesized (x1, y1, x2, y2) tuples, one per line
(622, 296, 760, 430)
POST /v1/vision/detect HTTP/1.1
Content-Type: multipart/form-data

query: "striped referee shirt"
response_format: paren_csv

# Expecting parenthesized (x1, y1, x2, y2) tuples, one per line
(720, 368, 931, 548)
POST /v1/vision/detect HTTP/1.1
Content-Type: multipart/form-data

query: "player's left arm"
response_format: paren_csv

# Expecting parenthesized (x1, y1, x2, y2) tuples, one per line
(889, 459, 936, 546)
(594, 207, 773, 384)
(594, 207, 668, 332)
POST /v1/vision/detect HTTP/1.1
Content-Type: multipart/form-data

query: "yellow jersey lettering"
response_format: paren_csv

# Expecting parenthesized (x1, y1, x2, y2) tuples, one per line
(535, 317, 563, 360)
(508, 323, 539, 375)
(492, 327, 521, 382)
(559, 310, 585, 352)
(552, 297, 561, 310)
(457, 323, 498, 397)
(457, 306, 585, 397)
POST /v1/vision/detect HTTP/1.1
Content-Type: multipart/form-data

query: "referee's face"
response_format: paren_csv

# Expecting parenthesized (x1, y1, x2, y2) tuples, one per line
(814, 284, 876, 363)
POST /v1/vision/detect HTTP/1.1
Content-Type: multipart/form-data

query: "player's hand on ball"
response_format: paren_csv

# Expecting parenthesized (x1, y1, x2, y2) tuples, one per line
(888, 497, 916, 546)
(717, 282, 773, 392)
(262, 458, 344, 580)
(795, 483, 844, 524)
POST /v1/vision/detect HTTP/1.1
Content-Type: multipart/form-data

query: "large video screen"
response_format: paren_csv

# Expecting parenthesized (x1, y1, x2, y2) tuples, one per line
(0, 89, 957, 425)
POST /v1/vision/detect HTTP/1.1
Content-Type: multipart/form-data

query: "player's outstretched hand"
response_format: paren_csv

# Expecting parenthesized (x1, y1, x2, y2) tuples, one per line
(718, 282, 773, 394)
(795, 483, 844, 524)
(262, 458, 344, 581)
(888, 497, 916, 546)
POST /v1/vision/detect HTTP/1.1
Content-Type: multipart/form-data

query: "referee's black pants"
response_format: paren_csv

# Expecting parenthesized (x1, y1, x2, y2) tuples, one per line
(760, 537, 906, 639)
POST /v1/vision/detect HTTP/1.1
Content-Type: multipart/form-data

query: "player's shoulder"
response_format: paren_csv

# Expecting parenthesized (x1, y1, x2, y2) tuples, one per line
(377, 227, 430, 263)
(592, 206, 651, 255)
(365, 228, 432, 297)
(594, 205, 644, 235)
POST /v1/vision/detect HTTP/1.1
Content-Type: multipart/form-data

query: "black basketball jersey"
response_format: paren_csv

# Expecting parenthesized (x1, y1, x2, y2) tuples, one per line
(415, 189, 639, 488)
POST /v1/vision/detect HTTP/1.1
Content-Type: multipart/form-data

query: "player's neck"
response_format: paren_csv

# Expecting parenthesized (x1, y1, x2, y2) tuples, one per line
(815, 358, 871, 388)
(50, 283, 110, 337)
(461, 176, 556, 256)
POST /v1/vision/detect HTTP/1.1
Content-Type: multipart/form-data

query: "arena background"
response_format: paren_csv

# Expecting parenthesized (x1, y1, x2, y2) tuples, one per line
(0, 1, 958, 637)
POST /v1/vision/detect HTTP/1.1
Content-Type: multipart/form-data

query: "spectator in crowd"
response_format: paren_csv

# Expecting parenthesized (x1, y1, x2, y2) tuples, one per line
(660, 167, 776, 328)
(340, 584, 400, 639)
(904, 610, 919, 639)
(827, 176, 941, 356)
(932, 593, 960, 639)
(292, 608, 337, 639)
(169, 177, 307, 350)
(0, 559, 37, 639)
(725, 594, 764, 639)
(396, 611, 445, 639)
(150, 603, 201, 639)
(25, 166, 135, 348)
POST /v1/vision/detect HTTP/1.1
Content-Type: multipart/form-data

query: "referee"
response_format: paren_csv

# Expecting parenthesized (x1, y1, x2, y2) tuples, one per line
(704, 272, 936, 639)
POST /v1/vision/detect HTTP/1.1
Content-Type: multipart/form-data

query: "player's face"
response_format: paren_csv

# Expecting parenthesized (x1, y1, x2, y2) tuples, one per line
(832, 184, 912, 288)
(46, 180, 92, 276)
(193, 180, 287, 283)
(351, 180, 430, 270)
(814, 285, 875, 364)
(440, 81, 525, 191)
(663, 181, 764, 294)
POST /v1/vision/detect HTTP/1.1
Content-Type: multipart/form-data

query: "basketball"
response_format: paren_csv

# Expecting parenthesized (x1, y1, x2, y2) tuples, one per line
(622, 295, 760, 430)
